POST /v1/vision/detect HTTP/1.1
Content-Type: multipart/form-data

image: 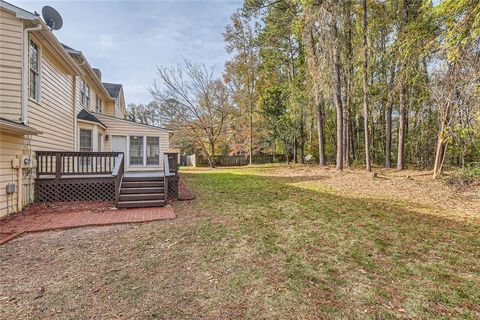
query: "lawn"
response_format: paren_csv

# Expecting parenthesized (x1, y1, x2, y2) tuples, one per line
(1, 165, 479, 319)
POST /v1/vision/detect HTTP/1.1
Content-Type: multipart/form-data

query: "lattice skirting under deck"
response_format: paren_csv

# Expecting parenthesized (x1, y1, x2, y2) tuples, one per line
(35, 178, 115, 203)
(166, 176, 179, 202)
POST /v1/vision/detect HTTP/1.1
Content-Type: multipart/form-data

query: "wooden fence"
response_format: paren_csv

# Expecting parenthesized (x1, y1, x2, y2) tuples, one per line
(189, 154, 287, 167)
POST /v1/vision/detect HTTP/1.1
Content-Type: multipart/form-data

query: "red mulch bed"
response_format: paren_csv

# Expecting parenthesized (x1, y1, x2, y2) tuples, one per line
(0, 177, 194, 244)
(178, 178, 196, 201)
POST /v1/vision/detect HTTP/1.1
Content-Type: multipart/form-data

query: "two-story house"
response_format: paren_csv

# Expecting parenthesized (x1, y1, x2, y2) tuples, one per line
(0, 1, 178, 218)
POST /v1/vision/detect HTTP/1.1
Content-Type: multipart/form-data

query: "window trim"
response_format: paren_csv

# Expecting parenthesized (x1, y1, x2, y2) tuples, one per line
(146, 136, 160, 166)
(85, 85, 91, 108)
(28, 38, 41, 102)
(129, 135, 145, 167)
(79, 80, 91, 108)
(79, 128, 93, 152)
(80, 79, 86, 106)
(125, 135, 162, 168)
(96, 96, 103, 113)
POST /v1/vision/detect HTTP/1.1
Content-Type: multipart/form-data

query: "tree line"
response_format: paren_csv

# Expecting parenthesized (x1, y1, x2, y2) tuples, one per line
(129, 0, 480, 178)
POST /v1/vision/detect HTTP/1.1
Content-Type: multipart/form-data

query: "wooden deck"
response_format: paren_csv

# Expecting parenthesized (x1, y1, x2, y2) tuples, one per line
(35, 152, 179, 208)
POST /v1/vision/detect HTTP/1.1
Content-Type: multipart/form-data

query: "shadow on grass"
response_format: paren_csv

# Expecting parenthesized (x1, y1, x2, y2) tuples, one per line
(179, 170, 480, 318)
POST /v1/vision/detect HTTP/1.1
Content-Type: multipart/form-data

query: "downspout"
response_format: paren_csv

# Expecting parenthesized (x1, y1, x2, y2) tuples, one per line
(72, 76, 77, 150)
(73, 59, 86, 150)
(22, 23, 43, 125)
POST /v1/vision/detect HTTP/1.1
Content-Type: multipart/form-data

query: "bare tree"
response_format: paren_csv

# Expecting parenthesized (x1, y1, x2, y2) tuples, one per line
(362, 0, 371, 172)
(431, 52, 480, 178)
(151, 61, 231, 168)
(126, 101, 163, 126)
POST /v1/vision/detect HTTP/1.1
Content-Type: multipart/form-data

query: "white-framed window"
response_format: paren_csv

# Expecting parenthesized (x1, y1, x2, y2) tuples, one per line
(80, 79, 85, 106)
(97, 133, 103, 151)
(86, 85, 91, 107)
(29, 39, 40, 101)
(79, 129, 93, 152)
(146, 136, 160, 165)
(79, 80, 91, 108)
(96, 96, 103, 113)
(129, 136, 144, 166)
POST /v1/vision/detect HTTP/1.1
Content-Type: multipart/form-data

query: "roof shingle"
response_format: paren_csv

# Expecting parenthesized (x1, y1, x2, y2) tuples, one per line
(102, 82, 122, 98)
(77, 110, 106, 128)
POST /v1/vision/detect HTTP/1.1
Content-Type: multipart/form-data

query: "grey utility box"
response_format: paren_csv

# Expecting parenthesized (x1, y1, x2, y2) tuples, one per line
(6, 183, 16, 194)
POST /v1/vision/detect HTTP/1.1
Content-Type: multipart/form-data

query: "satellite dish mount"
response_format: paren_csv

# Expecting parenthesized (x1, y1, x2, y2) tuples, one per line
(42, 6, 63, 31)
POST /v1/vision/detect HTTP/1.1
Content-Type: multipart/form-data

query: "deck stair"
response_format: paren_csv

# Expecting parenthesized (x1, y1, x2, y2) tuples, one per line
(117, 175, 166, 208)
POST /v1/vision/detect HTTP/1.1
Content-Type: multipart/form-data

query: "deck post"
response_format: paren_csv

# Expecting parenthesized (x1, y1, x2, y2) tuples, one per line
(55, 153, 62, 180)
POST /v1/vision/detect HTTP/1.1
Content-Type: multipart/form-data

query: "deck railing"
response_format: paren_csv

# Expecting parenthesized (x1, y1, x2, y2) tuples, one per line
(112, 153, 124, 207)
(164, 153, 179, 176)
(36, 151, 123, 179)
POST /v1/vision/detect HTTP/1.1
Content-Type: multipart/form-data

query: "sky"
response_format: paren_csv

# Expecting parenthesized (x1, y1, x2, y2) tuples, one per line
(10, 0, 242, 104)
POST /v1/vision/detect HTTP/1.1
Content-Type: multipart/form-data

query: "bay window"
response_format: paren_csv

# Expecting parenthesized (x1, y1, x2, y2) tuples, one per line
(79, 129, 93, 152)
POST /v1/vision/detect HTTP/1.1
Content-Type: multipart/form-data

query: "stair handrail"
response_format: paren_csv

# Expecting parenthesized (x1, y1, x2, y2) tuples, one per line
(163, 153, 171, 205)
(112, 153, 124, 207)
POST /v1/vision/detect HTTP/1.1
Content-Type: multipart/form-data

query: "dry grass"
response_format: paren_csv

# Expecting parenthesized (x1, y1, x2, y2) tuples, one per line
(1, 164, 479, 319)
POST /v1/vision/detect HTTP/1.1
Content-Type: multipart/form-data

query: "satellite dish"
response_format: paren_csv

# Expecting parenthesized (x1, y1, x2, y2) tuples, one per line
(42, 6, 63, 30)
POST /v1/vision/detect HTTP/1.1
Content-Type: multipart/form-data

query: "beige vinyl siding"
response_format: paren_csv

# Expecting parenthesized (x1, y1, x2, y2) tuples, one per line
(0, 9, 23, 122)
(115, 88, 126, 118)
(0, 132, 33, 218)
(96, 114, 169, 171)
(103, 100, 116, 117)
(28, 46, 75, 151)
(76, 76, 107, 115)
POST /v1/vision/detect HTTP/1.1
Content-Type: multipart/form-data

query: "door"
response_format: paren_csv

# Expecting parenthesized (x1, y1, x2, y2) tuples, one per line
(112, 135, 127, 166)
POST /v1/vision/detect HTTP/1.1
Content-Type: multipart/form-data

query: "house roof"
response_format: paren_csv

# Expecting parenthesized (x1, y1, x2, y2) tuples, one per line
(0, 117, 42, 135)
(93, 112, 173, 132)
(1, 1, 81, 76)
(61, 43, 82, 55)
(102, 83, 123, 99)
(0, 0, 38, 20)
(61, 44, 114, 102)
(77, 110, 106, 128)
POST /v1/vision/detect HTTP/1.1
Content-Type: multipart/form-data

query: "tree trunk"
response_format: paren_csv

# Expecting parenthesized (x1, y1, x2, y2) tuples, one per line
(284, 139, 290, 164)
(317, 99, 326, 166)
(397, 83, 406, 170)
(385, 99, 393, 168)
(300, 112, 305, 164)
(333, 24, 343, 171)
(249, 104, 253, 165)
(433, 103, 451, 178)
(362, 0, 371, 172)
(343, 0, 353, 167)
(433, 133, 446, 179)
(397, 0, 409, 171)
(209, 141, 216, 168)
(293, 137, 298, 163)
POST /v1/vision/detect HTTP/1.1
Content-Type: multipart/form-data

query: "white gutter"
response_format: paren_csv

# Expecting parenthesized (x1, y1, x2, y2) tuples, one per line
(22, 23, 42, 125)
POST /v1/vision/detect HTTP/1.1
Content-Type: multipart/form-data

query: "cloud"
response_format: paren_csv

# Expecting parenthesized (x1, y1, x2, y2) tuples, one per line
(9, 0, 242, 104)
(99, 35, 116, 49)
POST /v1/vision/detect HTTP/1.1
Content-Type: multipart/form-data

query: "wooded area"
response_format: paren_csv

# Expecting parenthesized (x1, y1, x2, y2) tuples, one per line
(129, 0, 479, 178)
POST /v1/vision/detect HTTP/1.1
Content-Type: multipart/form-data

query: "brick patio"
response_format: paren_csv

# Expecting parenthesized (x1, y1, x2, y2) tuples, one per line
(0, 206, 175, 245)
